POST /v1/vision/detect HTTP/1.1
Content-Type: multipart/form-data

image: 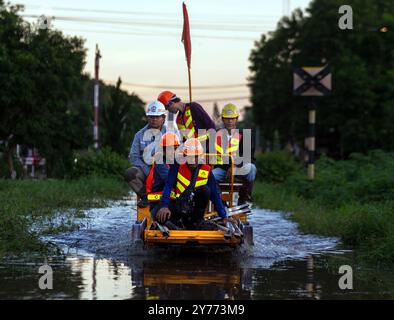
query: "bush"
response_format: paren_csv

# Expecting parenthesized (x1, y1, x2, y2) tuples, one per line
(255, 150, 300, 183)
(72, 147, 129, 179)
(0, 177, 129, 257)
(0, 156, 25, 179)
(253, 150, 394, 265)
(284, 151, 394, 207)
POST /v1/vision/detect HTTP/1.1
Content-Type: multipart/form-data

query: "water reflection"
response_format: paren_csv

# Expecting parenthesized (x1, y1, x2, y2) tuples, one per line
(67, 256, 133, 300)
(129, 251, 252, 300)
(1, 197, 393, 299)
(1, 251, 394, 299)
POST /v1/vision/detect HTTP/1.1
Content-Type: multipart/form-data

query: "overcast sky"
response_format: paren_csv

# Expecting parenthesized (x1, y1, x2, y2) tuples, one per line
(14, 0, 311, 116)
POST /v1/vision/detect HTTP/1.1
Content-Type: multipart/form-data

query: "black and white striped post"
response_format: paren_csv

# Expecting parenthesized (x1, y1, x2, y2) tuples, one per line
(307, 99, 317, 180)
(293, 66, 331, 180)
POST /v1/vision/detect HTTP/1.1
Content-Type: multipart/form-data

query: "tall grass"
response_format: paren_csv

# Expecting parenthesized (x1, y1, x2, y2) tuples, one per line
(253, 150, 394, 265)
(0, 177, 129, 257)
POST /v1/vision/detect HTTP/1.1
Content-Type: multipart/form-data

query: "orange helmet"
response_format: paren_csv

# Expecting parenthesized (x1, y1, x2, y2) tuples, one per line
(160, 132, 180, 147)
(158, 91, 177, 106)
(183, 138, 204, 156)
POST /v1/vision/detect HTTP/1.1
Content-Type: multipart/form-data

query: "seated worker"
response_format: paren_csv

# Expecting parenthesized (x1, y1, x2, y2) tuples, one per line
(124, 100, 176, 208)
(146, 132, 180, 220)
(157, 91, 216, 143)
(155, 138, 227, 229)
(212, 103, 256, 205)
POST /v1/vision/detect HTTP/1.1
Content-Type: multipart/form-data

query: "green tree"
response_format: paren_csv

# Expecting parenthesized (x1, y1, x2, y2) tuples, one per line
(0, 2, 88, 177)
(0, 3, 147, 178)
(100, 77, 145, 155)
(249, 0, 394, 157)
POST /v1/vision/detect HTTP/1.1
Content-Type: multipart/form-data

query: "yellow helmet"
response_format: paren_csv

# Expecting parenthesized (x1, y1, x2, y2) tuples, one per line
(221, 103, 239, 118)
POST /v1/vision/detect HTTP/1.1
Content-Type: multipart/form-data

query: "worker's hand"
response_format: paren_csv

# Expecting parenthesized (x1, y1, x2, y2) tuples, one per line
(156, 207, 172, 223)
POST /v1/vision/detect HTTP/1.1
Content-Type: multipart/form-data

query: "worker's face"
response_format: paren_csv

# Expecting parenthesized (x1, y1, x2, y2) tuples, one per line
(222, 117, 238, 130)
(165, 101, 179, 114)
(186, 155, 200, 170)
(148, 115, 165, 129)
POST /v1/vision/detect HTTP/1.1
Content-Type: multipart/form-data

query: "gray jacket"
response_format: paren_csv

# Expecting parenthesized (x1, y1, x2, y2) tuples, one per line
(128, 124, 180, 176)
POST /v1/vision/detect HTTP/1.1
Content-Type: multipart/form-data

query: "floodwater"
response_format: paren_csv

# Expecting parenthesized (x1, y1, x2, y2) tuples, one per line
(1, 195, 393, 300)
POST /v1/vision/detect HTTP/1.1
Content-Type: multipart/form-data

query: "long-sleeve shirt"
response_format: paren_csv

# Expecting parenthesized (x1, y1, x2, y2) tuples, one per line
(151, 163, 170, 192)
(159, 163, 227, 218)
(181, 102, 216, 132)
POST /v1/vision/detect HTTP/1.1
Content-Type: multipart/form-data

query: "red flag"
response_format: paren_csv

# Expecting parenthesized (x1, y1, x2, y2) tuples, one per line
(181, 2, 191, 69)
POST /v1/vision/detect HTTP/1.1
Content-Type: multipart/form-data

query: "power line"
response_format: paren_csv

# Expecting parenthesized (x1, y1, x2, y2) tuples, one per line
(134, 95, 250, 103)
(106, 80, 247, 90)
(25, 4, 281, 21)
(196, 96, 250, 103)
(61, 28, 257, 41)
(22, 14, 274, 33)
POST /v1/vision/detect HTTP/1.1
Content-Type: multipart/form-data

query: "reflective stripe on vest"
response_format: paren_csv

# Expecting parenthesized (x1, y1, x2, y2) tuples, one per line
(174, 164, 211, 197)
(176, 106, 210, 142)
(146, 162, 175, 202)
(176, 107, 196, 140)
(215, 131, 241, 165)
(147, 191, 176, 202)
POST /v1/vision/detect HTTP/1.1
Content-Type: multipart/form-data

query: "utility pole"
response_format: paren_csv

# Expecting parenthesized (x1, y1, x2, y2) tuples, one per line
(93, 44, 102, 150)
(283, 0, 290, 16)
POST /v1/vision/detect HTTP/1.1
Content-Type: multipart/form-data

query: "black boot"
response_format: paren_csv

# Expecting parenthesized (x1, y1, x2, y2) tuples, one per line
(238, 181, 253, 205)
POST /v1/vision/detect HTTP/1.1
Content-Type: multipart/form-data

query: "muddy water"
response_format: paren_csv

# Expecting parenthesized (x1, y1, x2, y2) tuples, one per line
(1, 195, 393, 299)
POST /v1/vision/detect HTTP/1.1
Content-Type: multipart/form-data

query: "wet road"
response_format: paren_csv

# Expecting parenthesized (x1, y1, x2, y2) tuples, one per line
(1, 195, 393, 299)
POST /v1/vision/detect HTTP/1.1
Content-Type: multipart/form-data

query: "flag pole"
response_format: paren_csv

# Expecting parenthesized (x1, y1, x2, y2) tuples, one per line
(188, 67, 192, 103)
(182, 2, 192, 103)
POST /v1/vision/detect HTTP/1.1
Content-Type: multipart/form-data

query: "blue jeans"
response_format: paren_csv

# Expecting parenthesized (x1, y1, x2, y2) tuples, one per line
(212, 163, 256, 183)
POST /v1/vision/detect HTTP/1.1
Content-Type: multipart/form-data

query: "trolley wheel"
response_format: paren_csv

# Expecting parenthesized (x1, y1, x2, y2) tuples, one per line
(131, 218, 146, 244)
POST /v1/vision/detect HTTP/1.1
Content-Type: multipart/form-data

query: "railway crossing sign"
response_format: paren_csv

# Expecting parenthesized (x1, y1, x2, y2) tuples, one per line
(293, 66, 332, 96)
(293, 65, 332, 181)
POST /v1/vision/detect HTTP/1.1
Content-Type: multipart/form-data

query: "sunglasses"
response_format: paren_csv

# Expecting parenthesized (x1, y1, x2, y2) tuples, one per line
(166, 101, 174, 109)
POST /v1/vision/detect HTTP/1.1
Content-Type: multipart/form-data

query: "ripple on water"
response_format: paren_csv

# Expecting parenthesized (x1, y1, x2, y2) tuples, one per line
(42, 197, 339, 269)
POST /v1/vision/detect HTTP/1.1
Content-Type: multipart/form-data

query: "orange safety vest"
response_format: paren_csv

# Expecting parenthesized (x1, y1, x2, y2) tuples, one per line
(146, 163, 176, 202)
(175, 163, 211, 197)
(176, 106, 209, 142)
(215, 130, 241, 165)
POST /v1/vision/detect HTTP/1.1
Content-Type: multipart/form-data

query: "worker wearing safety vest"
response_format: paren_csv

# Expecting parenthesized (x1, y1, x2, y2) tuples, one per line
(155, 138, 227, 228)
(212, 103, 256, 205)
(158, 91, 216, 143)
(146, 132, 180, 220)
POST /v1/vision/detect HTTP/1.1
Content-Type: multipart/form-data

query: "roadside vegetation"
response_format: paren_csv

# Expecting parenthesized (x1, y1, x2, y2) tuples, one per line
(253, 150, 394, 266)
(0, 149, 130, 258)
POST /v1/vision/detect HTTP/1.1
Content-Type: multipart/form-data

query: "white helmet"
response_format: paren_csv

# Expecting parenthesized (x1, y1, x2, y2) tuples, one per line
(146, 100, 166, 116)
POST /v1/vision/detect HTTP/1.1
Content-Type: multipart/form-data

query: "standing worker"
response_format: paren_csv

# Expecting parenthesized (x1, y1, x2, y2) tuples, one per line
(157, 91, 216, 142)
(124, 100, 177, 208)
(212, 103, 256, 205)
